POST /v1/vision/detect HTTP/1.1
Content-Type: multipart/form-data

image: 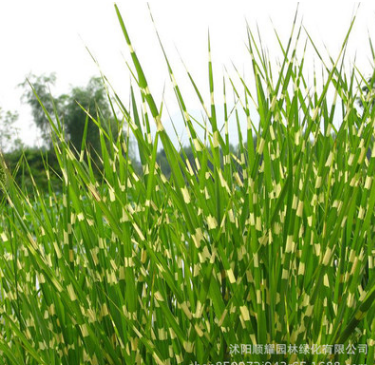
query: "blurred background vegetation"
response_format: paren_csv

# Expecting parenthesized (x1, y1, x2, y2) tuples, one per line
(1, 72, 373, 195)
(1, 74, 134, 193)
(0, 73, 248, 193)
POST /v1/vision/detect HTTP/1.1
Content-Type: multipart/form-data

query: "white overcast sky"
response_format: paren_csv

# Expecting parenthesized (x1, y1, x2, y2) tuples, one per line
(0, 1, 374, 148)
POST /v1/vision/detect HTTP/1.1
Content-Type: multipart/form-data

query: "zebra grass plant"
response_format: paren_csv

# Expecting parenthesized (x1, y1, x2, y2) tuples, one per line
(0, 4, 375, 365)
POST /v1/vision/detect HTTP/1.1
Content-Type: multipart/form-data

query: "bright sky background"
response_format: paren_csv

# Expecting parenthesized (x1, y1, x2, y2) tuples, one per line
(0, 1, 374, 149)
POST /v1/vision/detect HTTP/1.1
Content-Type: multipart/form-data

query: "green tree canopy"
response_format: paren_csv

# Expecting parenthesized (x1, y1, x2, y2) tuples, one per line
(62, 77, 114, 156)
(20, 73, 60, 146)
(0, 107, 20, 152)
(21, 74, 120, 157)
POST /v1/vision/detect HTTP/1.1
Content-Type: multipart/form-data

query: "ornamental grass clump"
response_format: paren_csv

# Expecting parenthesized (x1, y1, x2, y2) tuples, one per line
(1, 4, 375, 364)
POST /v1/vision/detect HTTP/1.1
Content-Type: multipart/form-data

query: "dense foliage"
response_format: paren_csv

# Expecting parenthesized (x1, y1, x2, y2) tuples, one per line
(21, 74, 117, 156)
(3, 148, 60, 193)
(0, 5, 375, 365)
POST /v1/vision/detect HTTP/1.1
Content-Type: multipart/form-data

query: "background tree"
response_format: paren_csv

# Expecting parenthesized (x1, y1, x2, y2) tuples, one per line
(20, 73, 61, 147)
(0, 107, 21, 152)
(21, 73, 119, 157)
(60, 77, 117, 157)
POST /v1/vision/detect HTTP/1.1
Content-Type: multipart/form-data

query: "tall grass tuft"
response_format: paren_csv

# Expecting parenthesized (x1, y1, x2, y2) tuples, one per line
(1, 4, 375, 364)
